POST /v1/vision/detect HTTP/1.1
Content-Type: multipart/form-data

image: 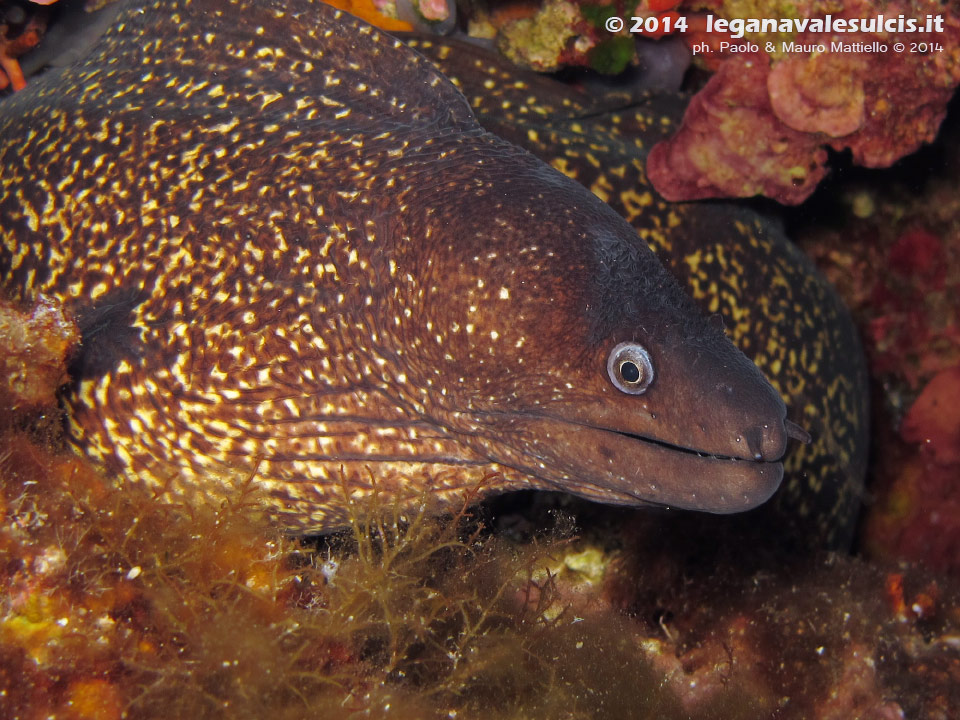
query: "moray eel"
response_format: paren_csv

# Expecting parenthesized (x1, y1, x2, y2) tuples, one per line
(406, 37, 869, 549)
(2, 0, 832, 538)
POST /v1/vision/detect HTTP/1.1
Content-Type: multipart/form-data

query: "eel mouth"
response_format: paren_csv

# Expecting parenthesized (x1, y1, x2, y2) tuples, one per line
(490, 416, 785, 514)
(611, 427, 761, 463)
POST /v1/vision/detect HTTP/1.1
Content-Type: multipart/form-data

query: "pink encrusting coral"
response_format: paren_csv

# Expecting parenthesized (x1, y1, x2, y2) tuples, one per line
(649, 0, 960, 204)
(646, 51, 831, 202)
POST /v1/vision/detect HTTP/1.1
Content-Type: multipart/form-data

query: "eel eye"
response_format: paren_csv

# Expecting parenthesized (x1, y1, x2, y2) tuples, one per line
(607, 342, 654, 395)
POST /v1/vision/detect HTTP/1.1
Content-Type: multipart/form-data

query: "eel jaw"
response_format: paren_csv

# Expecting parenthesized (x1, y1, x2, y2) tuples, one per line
(485, 417, 785, 514)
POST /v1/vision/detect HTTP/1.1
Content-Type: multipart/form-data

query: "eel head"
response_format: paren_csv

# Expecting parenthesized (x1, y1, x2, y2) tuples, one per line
(404, 149, 792, 513)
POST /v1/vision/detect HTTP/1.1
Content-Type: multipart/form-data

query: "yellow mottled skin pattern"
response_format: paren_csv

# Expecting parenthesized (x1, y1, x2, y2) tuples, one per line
(2, 0, 520, 526)
(0, 0, 860, 548)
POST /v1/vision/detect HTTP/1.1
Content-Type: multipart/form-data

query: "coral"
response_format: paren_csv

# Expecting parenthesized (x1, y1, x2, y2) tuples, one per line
(496, 0, 582, 72)
(492, 0, 683, 74)
(646, 51, 829, 201)
(600, 511, 960, 719)
(768, 51, 867, 137)
(469, 0, 960, 201)
(0, 295, 78, 412)
(867, 226, 958, 386)
(0, 430, 458, 716)
(648, 0, 960, 204)
(812, 643, 906, 720)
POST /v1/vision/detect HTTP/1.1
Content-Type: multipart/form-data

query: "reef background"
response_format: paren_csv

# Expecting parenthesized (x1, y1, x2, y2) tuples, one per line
(2, 0, 960, 718)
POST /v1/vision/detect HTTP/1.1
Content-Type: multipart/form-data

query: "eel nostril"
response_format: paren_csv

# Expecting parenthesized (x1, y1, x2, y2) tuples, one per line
(745, 428, 764, 460)
(745, 422, 789, 462)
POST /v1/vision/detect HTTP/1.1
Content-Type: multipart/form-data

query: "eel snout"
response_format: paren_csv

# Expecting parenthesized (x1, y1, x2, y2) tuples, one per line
(586, 329, 792, 463)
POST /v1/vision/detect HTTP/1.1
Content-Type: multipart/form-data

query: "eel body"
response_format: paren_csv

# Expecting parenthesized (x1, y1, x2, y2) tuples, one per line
(0, 0, 848, 540)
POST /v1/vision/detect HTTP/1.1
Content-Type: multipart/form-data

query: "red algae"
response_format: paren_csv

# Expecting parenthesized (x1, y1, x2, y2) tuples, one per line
(649, 0, 960, 204)
(796, 108, 960, 577)
(767, 50, 867, 138)
(646, 51, 830, 203)
(467, 0, 960, 203)
(901, 366, 960, 466)
(867, 366, 960, 576)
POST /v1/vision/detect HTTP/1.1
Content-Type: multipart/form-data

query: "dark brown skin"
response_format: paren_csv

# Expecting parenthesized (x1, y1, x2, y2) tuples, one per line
(0, 0, 791, 532)
(407, 36, 869, 550)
